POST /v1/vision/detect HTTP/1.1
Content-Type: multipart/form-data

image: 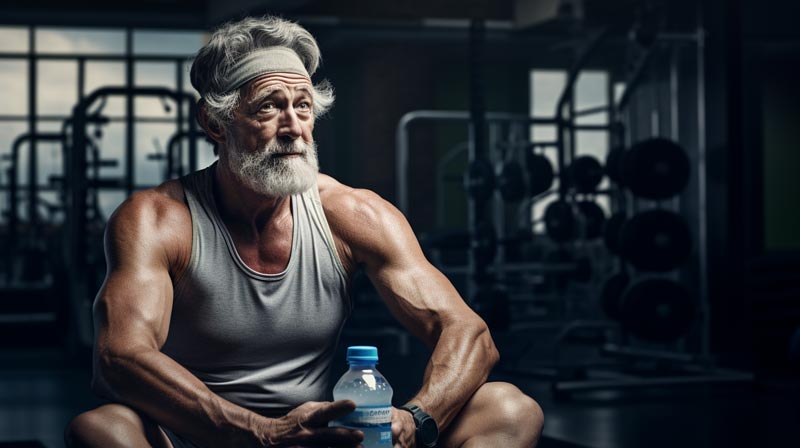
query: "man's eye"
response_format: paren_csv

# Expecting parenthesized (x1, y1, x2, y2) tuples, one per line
(297, 102, 312, 110)
(260, 103, 276, 111)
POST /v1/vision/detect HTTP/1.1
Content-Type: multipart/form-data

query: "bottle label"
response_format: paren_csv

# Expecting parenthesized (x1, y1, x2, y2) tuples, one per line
(336, 405, 392, 427)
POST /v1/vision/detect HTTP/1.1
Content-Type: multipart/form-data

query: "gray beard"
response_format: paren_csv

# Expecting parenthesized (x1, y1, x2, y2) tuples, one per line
(225, 138, 319, 197)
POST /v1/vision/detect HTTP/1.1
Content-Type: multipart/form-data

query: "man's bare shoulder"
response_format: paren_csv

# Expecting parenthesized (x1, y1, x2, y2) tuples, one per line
(317, 174, 396, 227)
(316, 174, 409, 256)
(110, 179, 188, 226)
(105, 179, 191, 268)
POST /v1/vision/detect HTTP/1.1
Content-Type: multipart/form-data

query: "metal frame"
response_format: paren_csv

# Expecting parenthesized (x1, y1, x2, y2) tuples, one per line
(4, 132, 66, 250)
(0, 27, 204, 233)
(395, 12, 751, 398)
(0, 26, 208, 346)
(539, 12, 750, 397)
(65, 85, 198, 348)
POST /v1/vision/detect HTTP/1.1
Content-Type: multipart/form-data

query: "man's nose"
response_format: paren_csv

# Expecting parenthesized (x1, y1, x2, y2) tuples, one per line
(277, 107, 303, 139)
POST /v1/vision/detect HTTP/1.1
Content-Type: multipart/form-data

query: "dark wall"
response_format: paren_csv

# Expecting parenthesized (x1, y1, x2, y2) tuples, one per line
(704, 0, 800, 371)
(312, 26, 530, 232)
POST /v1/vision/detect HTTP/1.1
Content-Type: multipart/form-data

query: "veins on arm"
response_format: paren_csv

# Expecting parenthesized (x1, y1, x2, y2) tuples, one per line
(323, 182, 499, 430)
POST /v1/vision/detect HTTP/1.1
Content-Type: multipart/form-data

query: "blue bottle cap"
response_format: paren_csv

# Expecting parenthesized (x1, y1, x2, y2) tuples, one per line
(347, 346, 379, 364)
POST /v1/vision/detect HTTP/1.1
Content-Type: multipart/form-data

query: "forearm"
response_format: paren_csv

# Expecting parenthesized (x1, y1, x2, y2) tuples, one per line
(95, 347, 268, 447)
(407, 319, 499, 431)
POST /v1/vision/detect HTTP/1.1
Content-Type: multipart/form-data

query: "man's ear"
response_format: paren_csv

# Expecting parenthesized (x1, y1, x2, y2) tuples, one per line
(197, 100, 226, 145)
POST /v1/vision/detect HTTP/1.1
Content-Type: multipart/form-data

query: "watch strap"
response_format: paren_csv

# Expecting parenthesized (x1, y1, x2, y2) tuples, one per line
(400, 404, 438, 447)
(400, 404, 421, 415)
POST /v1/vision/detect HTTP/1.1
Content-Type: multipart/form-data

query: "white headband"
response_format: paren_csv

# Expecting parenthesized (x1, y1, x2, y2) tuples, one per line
(220, 47, 311, 93)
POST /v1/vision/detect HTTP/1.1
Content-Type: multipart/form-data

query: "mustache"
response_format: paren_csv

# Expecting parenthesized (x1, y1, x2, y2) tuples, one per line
(266, 139, 315, 156)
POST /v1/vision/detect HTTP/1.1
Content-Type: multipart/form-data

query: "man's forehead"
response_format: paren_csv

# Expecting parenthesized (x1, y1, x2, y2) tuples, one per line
(245, 73, 312, 96)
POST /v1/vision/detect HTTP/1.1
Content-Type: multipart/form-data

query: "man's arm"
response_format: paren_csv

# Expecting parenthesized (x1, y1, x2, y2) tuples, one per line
(326, 185, 500, 433)
(92, 189, 362, 448)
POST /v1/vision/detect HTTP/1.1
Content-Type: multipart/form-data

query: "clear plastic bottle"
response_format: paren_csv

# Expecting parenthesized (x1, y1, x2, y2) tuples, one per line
(331, 346, 393, 447)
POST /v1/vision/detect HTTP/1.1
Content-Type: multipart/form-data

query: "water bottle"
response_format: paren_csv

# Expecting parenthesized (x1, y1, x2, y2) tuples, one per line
(331, 346, 393, 447)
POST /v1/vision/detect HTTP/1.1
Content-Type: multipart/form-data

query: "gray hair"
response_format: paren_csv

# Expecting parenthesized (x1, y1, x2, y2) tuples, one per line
(190, 15, 335, 127)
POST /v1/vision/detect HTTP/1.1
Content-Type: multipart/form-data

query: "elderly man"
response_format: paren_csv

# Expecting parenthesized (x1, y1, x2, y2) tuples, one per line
(65, 15, 543, 448)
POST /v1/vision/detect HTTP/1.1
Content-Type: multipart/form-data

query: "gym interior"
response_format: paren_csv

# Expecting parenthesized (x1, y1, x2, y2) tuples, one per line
(1, 0, 799, 447)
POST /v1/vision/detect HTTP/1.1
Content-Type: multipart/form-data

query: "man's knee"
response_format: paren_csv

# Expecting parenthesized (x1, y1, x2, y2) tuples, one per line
(479, 382, 544, 437)
(65, 404, 152, 448)
(65, 407, 108, 447)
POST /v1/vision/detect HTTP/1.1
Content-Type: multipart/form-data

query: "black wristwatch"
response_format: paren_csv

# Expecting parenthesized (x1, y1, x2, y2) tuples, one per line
(400, 404, 439, 447)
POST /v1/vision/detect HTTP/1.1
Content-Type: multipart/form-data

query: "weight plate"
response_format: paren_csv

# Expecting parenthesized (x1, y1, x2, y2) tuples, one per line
(622, 138, 690, 200)
(620, 278, 696, 342)
(603, 212, 627, 255)
(544, 200, 576, 243)
(497, 161, 526, 202)
(525, 153, 554, 196)
(576, 201, 606, 240)
(620, 209, 691, 272)
(569, 155, 604, 193)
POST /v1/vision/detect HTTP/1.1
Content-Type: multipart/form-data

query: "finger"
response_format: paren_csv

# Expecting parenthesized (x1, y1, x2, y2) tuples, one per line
(300, 426, 364, 447)
(305, 400, 357, 426)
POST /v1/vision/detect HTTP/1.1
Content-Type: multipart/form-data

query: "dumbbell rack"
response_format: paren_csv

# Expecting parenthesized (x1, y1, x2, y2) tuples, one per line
(524, 12, 754, 397)
(395, 13, 755, 397)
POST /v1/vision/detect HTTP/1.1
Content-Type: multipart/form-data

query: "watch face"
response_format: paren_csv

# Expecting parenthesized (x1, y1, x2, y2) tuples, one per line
(419, 417, 439, 444)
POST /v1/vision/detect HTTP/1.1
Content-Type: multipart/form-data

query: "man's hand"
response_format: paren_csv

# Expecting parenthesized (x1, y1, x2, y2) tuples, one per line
(391, 407, 416, 448)
(263, 400, 364, 447)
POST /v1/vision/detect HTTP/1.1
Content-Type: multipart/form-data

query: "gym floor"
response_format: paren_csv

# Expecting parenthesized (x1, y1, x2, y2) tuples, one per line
(2, 329, 798, 448)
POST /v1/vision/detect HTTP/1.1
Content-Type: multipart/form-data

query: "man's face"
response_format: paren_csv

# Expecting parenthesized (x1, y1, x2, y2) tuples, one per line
(220, 72, 319, 197)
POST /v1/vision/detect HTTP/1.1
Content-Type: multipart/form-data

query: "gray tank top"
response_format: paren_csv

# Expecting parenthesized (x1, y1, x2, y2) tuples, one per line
(162, 164, 351, 417)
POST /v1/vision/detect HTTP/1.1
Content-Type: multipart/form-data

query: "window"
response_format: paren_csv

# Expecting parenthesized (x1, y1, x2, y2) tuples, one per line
(529, 69, 612, 234)
(0, 26, 29, 52)
(0, 60, 27, 115)
(133, 30, 206, 56)
(0, 25, 214, 224)
(36, 28, 125, 54)
(38, 61, 79, 115)
(529, 70, 566, 234)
